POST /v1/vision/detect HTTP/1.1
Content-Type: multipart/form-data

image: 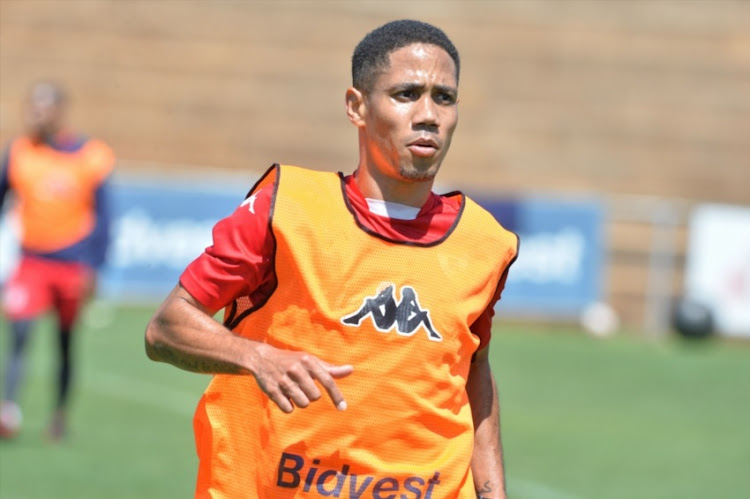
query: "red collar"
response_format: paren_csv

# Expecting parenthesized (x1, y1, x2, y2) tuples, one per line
(341, 174, 462, 245)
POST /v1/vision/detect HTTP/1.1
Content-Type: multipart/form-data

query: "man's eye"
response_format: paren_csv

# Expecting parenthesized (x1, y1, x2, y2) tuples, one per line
(436, 93, 456, 105)
(397, 90, 417, 100)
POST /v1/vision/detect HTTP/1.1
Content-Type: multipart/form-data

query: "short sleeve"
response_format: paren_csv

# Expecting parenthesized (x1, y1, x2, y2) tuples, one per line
(180, 183, 275, 311)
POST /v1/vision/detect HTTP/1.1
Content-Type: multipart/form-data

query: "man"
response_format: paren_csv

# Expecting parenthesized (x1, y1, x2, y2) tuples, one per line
(0, 81, 115, 440)
(146, 19, 517, 498)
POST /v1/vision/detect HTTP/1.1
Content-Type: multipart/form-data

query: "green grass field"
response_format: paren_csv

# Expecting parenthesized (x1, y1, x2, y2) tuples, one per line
(1, 304, 748, 499)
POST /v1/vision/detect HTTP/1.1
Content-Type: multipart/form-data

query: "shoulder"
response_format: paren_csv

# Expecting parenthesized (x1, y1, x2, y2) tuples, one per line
(259, 163, 340, 205)
(220, 175, 276, 236)
(463, 194, 512, 231)
(78, 138, 115, 178)
(275, 164, 338, 186)
(3, 137, 30, 178)
(80, 137, 114, 160)
(5, 136, 29, 157)
(460, 194, 520, 259)
(237, 180, 275, 219)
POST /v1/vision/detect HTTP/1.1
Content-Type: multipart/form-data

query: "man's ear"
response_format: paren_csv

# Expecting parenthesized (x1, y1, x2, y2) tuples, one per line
(345, 87, 366, 127)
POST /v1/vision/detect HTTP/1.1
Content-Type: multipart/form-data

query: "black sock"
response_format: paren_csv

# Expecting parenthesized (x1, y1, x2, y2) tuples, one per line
(56, 326, 73, 409)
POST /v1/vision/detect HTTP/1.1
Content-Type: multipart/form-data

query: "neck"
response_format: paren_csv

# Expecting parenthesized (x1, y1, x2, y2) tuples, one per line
(354, 164, 434, 208)
(29, 128, 61, 145)
(354, 135, 435, 208)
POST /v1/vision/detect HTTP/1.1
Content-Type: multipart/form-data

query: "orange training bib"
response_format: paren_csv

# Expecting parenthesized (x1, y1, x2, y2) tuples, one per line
(194, 165, 518, 498)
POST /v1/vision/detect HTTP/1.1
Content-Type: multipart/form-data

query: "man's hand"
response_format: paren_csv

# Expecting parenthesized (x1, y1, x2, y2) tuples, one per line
(145, 284, 354, 413)
(251, 344, 353, 413)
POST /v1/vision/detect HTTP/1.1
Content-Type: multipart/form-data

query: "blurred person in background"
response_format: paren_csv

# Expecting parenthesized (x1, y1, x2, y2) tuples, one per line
(146, 20, 517, 498)
(0, 81, 115, 441)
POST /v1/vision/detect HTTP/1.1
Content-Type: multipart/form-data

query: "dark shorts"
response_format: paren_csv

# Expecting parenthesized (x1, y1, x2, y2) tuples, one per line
(2, 255, 92, 327)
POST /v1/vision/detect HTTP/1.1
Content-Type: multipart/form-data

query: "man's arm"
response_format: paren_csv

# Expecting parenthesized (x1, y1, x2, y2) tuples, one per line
(0, 147, 11, 209)
(467, 346, 507, 499)
(145, 284, 353, 413)
(88, 178, 111, 269)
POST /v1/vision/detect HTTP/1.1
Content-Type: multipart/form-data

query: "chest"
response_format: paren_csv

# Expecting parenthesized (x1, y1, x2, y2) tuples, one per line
(11, 147, 92, 202)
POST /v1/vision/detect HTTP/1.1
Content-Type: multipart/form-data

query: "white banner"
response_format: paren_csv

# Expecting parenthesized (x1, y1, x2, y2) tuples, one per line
(685, 204, 750, 338)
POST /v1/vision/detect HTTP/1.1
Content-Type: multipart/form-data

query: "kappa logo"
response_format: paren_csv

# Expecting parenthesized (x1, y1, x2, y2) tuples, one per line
(341, 284, 442, 342)
(240, 193, 258, 214)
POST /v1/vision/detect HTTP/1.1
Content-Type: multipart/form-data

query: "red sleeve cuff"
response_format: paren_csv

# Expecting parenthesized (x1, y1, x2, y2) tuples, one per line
(179, 269, 224, 312)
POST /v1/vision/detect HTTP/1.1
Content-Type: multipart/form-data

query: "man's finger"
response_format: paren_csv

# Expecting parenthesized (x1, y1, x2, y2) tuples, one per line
(328, 365, 354, 378)
(293, 375, 322, 403)
(267, 387, 294, 413)
(279, 379, 311, 408)
(319, 361, 354, 378)
(310, 367, 349, 411)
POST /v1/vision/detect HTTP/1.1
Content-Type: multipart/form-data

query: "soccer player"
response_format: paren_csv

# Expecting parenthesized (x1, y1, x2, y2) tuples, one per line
(146, 20, 518, 498)
(0, 81, 115, 440)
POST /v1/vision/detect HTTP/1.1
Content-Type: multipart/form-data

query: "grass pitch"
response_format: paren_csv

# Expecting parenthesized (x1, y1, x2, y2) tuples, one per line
(0, 305, 748, 499)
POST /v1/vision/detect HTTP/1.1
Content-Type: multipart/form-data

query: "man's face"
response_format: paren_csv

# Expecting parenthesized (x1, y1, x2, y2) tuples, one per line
(25, 84, 64, 141)
(359, 43, 458, 183)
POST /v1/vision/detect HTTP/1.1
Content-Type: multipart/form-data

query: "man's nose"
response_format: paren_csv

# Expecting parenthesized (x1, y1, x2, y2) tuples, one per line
(414, 95, 439, 127)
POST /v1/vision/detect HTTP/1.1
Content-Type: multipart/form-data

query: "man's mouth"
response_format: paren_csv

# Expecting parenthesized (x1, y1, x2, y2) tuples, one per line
(407, 138, 439, 157)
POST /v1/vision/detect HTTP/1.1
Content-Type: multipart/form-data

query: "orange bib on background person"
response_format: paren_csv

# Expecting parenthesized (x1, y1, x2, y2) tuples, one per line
(194, 165, 518, 498)
(6, 136, 114, 253)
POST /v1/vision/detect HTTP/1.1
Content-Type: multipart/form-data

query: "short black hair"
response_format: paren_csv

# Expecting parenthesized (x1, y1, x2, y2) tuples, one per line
(352, 19, 460, 92)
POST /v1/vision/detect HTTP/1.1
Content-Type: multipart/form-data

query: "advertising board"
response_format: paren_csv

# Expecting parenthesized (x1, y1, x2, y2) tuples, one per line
(476, 196, 606, 318)
(684, 204, 750, 338)
(1, 177, 606, 319)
